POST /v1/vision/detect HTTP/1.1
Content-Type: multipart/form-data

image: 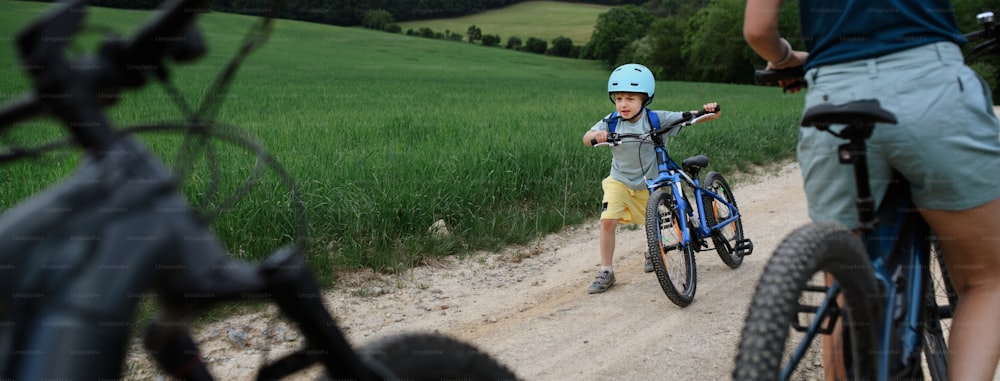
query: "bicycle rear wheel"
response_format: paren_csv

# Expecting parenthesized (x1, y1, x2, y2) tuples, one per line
(354, 333, 519, 381)
(733, 223, 883, 381)
(922, 237, 953, 380)
(702, 171, 745, 268)
(645, 188, 697, 307)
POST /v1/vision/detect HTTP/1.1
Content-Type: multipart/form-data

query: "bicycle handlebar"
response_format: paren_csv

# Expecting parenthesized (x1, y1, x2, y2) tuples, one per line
(753, 66, 805, 85)
(597, 109, 717, 147)
(963, 11, 999, 62)
(750, 11, 997, 92)
(753, 66, 806, 93)
(2, 0, 209, 152)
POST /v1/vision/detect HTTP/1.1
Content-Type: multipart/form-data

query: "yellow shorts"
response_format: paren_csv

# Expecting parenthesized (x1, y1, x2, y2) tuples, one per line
(600, 177, 648, 224)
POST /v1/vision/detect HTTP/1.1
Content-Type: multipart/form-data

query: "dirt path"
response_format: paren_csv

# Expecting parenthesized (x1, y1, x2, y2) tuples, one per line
(125, 161, 809, 380)
(118, 106, 998, 379)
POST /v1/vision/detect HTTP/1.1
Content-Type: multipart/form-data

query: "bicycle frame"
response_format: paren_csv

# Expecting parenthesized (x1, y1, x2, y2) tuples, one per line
(867, 177, 933, 380)
(645, 143, 740, 248)
(783, 123, 938, 381)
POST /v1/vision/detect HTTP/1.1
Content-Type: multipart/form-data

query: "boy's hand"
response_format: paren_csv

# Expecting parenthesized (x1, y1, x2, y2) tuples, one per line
(696, 102, 721, 122)
(703, 102, 720, 114)
(585, 130, 609, 146)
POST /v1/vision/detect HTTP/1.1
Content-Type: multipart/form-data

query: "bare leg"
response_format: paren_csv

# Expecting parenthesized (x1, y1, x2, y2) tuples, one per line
(599, 218, 617, 267)
(823, 273, 849, 381)
(921, 196, 1000, 381)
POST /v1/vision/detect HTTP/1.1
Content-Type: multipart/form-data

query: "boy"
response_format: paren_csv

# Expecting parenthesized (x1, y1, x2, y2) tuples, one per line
(582, 63, 720, 294)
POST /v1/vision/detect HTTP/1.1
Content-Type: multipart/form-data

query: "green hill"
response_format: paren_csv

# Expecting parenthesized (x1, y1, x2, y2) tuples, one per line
(0, 1, 801, 278)
(398, 1, 610, 44)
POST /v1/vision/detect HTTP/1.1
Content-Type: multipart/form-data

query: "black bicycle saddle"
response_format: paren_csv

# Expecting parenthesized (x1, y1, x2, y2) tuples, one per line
(800, 99, 898, 127)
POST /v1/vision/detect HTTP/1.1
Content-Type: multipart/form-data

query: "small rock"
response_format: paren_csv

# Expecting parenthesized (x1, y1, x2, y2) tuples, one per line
(226, 328, 249, 348)
(486, 316, 498, 323)
(429, 219, 451, 238)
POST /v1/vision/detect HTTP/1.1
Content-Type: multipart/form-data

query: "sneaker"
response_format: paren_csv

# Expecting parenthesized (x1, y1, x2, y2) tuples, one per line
(587, 270, 616, 294)
(644, 255, 654, 273)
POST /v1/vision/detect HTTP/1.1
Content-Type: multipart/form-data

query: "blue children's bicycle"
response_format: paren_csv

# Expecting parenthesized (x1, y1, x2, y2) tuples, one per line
(600, 109, 753, 307)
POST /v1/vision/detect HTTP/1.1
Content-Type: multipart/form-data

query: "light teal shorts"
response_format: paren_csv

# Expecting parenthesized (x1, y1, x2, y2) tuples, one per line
(799, 41, 1000, 228)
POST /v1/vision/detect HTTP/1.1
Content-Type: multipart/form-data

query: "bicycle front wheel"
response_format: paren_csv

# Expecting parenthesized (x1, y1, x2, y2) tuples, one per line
(733, 223, 883, 381)
(702, 171, 745, 268)
(645, 188, 697, 307)
(355, 333, 519, 381)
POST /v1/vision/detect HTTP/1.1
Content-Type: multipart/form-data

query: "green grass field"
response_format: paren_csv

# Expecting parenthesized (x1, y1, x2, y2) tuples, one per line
(398, 1, 610, 44)
(0, 1, 803, 283)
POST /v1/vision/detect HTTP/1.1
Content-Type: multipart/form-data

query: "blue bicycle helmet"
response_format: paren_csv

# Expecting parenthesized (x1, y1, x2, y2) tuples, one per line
(607, 63, 655, 106)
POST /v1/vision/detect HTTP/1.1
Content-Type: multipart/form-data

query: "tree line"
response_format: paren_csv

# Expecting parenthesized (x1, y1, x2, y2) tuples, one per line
(360, 0, 996, 93)
(59, 0, 644, 26)
(31, 0, 998, 92)
(573, 0, 995, 96)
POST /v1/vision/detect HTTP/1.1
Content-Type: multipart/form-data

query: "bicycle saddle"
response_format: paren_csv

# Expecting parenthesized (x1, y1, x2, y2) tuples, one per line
(800, 99, 898, 127)
(682, 155, 709, 171)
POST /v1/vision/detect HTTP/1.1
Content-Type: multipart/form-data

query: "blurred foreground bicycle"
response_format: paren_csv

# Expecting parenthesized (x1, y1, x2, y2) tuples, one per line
(0, 1, 518, 380)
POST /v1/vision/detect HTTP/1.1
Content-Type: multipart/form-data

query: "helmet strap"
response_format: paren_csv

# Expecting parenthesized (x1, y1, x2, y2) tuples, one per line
(624, 108, 646, 123)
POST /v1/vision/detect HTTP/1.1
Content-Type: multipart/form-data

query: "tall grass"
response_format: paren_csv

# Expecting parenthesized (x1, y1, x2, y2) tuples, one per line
(0, 1, 803, 283)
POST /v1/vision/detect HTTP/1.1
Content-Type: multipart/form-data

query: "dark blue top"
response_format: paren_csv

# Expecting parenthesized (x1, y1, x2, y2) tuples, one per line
(799, 0, 966, 70)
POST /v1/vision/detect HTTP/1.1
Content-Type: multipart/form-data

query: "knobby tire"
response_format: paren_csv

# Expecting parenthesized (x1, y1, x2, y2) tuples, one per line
(733, 223, 883, 381)
(922, 238, 953, 380)
(701, 171, 745, 269)
(645, 188, 697, 307)
(352, 333, 519, 381)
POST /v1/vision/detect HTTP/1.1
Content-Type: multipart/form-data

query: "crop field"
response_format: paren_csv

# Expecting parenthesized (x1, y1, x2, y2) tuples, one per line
(0, 1, 802, 281)
(398, 1, 610, 44)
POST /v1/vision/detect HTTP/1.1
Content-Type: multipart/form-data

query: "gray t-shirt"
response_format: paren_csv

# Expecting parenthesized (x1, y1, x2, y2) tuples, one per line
(590, 109, 687, 190)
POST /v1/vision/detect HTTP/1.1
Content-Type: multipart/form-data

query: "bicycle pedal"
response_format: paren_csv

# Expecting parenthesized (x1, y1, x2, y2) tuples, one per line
(734, 239, 754, 256)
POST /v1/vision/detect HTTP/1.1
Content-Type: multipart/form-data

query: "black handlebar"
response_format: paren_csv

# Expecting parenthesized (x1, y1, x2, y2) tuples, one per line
(754, 66, 806, 93)
(683, 107, 718, 120)
(751, 11, 997, 92)
(963, 11, 999, 62)
(754, 67, 805, 85)
(3, 0, 209, 153)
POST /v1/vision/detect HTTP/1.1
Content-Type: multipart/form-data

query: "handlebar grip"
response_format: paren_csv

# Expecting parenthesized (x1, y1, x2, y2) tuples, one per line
(681, 106, 719, 121)
(964, 29, 988, 42)
(693, 104, 720, 118)
(124, 0, 208, 61)
(754, 66, 806, 85)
